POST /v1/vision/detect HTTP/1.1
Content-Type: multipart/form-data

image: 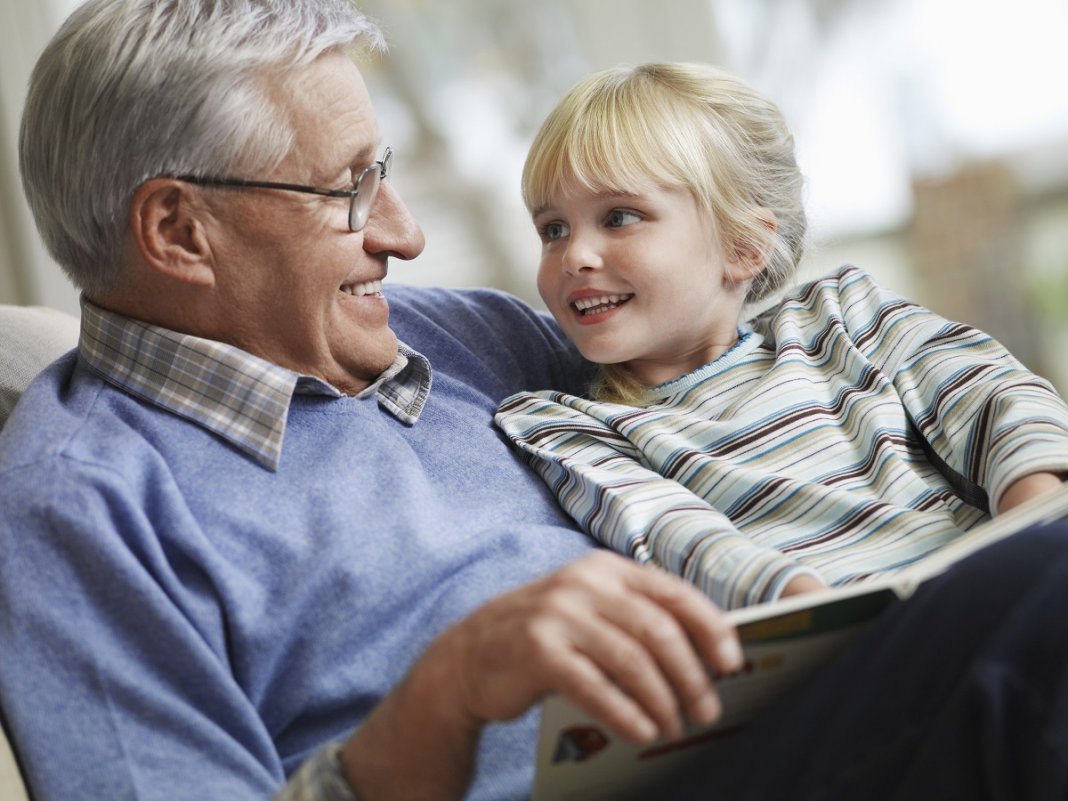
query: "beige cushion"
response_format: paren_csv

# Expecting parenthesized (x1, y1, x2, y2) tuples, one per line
(0, 719, 29, 801)
(0, 305, 80, 431)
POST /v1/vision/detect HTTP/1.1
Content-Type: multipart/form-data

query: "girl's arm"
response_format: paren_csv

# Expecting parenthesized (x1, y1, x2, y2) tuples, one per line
(495, 391, 822, 610)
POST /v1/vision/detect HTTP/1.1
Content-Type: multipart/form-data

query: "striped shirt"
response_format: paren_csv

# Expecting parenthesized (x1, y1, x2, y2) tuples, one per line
(79, 297, 431, 470)
(496, 266, 1068, 610)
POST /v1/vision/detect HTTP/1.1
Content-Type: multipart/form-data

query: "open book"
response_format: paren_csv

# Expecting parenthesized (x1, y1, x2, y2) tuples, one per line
(533, 484, 1068, 801)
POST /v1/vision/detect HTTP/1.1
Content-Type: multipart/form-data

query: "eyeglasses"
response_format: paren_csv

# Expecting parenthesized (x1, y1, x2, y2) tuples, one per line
(168, 147, 392, 232)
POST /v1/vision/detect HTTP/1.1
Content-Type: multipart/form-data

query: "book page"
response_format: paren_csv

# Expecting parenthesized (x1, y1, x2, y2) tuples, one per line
(533, 586, 899, 801)
(533, 484, 1068, 800)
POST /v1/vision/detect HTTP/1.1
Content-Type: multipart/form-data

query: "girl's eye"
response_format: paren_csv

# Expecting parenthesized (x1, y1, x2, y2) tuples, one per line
(605, 209, 641, 228)
(539, 221, 569, 242)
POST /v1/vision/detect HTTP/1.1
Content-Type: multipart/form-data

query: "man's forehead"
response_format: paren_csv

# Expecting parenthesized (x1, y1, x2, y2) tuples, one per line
(277, 53, 381, 177)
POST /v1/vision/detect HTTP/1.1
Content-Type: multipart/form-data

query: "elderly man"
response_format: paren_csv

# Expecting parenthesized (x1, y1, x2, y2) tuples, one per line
(3, 2, 1068, 801)
(2, 2, 743, 799)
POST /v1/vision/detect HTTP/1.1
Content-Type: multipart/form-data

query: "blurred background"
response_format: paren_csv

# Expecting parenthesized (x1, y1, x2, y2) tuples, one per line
(2, 0, 1066, 392)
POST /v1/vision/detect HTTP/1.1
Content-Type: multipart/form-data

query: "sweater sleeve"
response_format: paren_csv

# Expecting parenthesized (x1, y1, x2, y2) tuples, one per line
(386, 285, 595, 398)
(495, 391, 821, 609)
(0, 457, 285, 801)
(834, 267, 1068, 512)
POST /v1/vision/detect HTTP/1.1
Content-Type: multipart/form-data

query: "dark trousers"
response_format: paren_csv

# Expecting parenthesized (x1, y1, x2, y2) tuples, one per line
(673, 521, 1068, 800)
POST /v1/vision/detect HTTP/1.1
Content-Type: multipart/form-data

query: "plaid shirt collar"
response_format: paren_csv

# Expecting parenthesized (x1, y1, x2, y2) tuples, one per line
(78, 297, 432, 471)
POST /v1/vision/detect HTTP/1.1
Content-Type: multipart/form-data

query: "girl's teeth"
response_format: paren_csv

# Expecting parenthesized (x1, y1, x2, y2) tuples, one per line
(573, 294, 632, 315)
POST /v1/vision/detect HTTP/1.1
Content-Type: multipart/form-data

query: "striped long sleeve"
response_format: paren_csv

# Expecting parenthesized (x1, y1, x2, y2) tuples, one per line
(495, 266, 1068, 609)
(495, 393, 822, 608)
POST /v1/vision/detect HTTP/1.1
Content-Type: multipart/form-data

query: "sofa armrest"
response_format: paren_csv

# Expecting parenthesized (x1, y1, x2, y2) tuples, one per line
(0, 718, 30, 801)
(0, 304, 80, 431)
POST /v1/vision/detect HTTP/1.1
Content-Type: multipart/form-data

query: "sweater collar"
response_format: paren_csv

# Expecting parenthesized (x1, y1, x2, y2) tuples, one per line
(77, 297, 431, 470)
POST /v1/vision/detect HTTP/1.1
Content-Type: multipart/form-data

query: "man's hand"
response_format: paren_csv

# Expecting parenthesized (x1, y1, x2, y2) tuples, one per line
(341, 551, 742, 800)
(445, 551, 742, 743)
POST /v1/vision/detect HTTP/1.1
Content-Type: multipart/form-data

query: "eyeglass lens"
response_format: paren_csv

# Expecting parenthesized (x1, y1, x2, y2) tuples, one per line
(349, 149, 392, 231)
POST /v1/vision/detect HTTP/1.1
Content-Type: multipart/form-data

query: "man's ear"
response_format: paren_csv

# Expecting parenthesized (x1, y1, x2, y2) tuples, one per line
(129, 178, 216, 287)
(726, 210, 778, 284)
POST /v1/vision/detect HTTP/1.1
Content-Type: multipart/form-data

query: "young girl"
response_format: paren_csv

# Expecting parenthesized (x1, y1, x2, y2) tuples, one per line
(494, 62, 1068, 610)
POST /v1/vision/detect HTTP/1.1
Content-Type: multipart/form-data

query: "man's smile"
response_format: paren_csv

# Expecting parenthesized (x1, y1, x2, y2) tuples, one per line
(340, 278, 384, 297)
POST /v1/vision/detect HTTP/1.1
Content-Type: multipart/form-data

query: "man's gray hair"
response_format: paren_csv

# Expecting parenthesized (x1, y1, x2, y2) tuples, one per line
(19, 0, 384, 295)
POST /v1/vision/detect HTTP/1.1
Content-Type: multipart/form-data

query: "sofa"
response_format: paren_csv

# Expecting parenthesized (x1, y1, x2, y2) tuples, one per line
(0, 303, 81, 801)
(0, 305, 80, 432)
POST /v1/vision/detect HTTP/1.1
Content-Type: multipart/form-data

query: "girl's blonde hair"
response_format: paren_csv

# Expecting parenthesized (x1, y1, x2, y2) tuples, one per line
(522, 63, 806, 403)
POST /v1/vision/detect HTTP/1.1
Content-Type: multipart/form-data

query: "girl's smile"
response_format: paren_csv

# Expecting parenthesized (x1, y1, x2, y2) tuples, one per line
(534, 178, 757, 388)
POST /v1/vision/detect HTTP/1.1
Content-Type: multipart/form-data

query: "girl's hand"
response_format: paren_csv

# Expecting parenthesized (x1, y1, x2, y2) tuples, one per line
(780, 573, 827, 598)
(997, 472, 1065, 514)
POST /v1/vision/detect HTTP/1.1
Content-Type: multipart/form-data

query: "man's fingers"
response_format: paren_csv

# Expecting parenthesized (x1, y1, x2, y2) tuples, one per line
(566, 611, 691, 740)
(549, 650, 662, 744)
(451, 551, 743, 745)
(517, 574, 689, 740)
(594, 566, 734, 731)
(618, 558, 744, 675)
(616, 600, 726, 729)
(552, 553, 740, 734)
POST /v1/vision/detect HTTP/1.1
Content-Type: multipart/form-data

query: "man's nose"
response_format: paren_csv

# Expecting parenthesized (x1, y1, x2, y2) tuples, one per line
(360, 182, 425, 261)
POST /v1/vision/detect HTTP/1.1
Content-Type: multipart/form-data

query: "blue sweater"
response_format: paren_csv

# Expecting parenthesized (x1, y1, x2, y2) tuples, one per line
(0, 287, 597, 801)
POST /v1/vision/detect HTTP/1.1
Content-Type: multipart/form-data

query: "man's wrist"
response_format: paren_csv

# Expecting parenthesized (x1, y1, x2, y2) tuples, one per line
(272, 742, 357, 801)
(340, 638, 483, 801)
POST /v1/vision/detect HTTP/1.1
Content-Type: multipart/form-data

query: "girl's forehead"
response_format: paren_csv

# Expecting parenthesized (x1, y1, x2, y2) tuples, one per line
(552, 165, 685, 201)
(542, 156, 654, 192)
(532, 176, 637, 211)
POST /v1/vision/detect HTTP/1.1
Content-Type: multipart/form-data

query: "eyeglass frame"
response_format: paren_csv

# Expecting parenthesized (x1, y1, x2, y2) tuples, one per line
(165, 147, 392, 232)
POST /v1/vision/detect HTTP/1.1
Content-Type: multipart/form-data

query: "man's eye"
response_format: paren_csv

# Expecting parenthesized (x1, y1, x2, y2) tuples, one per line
(539, 221, 569, 242)
(605, 209, 640, 228)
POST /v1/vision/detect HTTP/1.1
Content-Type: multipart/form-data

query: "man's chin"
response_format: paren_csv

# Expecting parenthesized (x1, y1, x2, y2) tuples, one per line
(333, 329, 400, 392)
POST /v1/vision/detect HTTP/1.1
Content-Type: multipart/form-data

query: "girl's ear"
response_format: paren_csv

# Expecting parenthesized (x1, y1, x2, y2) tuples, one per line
(129, 178, 216, 287)
(727, 210, 778, 283)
